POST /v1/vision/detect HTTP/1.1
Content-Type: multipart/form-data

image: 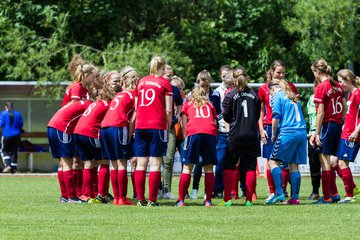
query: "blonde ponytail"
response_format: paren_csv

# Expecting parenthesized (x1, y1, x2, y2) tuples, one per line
(149, 55, 166, 75)
(189, 86, 209, 108)
(269, 79, 298, 103)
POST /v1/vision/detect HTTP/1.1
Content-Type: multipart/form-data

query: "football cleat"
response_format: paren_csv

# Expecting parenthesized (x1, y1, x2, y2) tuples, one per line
(265, 194, 285, 204)
(282, 199, 300, 205)
(312, 197, 332, 204)
(175, 200, 185, 207)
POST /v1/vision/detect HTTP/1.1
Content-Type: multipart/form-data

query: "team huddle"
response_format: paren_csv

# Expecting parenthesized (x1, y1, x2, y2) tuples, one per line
(47, 54, 360, 207)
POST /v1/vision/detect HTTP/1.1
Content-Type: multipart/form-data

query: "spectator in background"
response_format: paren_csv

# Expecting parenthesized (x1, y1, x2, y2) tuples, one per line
(307, 81, 321, 200)
(213, 65, 233, 198)
(163, 65, 174, 80)
(171, 76, 187, 162)
(0, 100, 23, 173)
(159, 68, 183, 199)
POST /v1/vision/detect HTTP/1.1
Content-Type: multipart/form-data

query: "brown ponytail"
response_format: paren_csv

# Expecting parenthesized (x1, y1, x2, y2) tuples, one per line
(312, 59, 338, 92)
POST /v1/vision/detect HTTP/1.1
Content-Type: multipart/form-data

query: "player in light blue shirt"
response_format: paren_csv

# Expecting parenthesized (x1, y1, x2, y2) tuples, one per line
(266, 79, 307, 205)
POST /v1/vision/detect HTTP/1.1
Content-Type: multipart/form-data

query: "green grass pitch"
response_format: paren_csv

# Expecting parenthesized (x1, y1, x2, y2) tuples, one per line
(1, 176, 360, 239)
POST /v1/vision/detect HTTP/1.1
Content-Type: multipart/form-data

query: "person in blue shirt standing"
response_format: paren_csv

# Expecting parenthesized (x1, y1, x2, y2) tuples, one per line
(0, 101, 23, 173)
(266, 79, 307, 205)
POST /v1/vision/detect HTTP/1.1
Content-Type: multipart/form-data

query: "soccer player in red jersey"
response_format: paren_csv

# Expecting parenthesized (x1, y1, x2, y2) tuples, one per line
(62, 55, 99, 106)
(257, 60, 299, 202)
(73, 82, 115, 203)
(61, 56, 100, 195)
(133, 56, 173, 206)
(101, 67, 138, 206)
(335, 69, 360, 203)
(47, 99, 93, 203)
(176, 86, 218, 207)
(221, 72, 261, 207)
(310, 59, 347, 204)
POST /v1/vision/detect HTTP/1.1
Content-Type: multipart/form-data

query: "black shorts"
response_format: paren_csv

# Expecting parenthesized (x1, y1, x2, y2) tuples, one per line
(223, 142, 259, 170)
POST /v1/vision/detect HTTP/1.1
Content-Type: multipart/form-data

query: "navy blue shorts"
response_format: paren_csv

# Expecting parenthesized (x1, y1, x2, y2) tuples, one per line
(73, 134, 102, 161)
(318, 121, 342, 156)
(182, 134, 218, 166)
(337, 139, 360, 162)
(47, 127, 76, 159)
(262, 125, 274, 159)
(270, 132, 307, 165)
(101, 127, 134, 160)
(134, 129, 168, 157)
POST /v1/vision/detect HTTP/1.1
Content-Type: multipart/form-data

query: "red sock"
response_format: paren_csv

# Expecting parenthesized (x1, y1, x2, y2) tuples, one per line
(110, 170, 119, 200)
(282, 168, 289, 193)
(91, 167, 98, 196)
(118, 170, 128, 200)
(341, 168, 355, 197)
(205, 172, 215, 202)
(245, 170, 256, 202)
(131, 170, 136, 197)
(135, 170, 146, 201)
(335, 165, 343, 178)
(148, 171, 161, 202)
(322, 170, 331, 201)
(231, 167, 240, 195)
(178, 173, 191, 201)
(330, 167, 339, 195)
(83, 169, 94, 198)
(73, 169, 83, 197)
(223, 169, 234, 202)
(57, 170, 68, 198)
(63, 170, 76, 198)
(266, 169, 275, 194)
(105, 166, 110, 195)
(98, 164, 109, 197)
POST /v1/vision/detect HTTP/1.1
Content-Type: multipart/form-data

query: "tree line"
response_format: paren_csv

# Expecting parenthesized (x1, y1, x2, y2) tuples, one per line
(0, 0, 359, 99)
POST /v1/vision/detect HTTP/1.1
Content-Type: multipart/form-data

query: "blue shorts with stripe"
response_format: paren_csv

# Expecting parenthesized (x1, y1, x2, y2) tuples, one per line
(270, 131, 307, 165)
(134, 129, 168, 157)
(336, 139, 360, 162)
(73, 134, 102, 161)
(262, 125, 274, 159)
(318, 121, 342, 156)
(182, 134, 218, 166)
(47, 127, 76, 159)
(101, 127, 134, 160)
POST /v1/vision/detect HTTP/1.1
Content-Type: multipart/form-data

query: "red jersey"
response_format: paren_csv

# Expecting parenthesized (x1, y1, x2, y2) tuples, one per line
(62, 82, 88, 106)
(314, 79, 345, 124)
(134, 75, 173, 130)
(258, 82, 299, 125)
(341, 89, 360, 142)
(74, 100, 110, 139)
(181, 101, 218, 137)
(48, 100, 92, 134)
(101, 90, 135, 128)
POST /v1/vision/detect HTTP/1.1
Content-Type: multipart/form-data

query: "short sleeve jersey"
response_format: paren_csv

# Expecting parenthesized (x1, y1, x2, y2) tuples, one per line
(313, 79, 345, 124)
(48, 100, 92, 134)
(341, 89, 360, 142)
(134, 75, 173, 130)
(181, 101, 217, 137)
(272, 90, 306, 133)
(74, 100, 110, 139)
(222, 87, 261, 144)
(258, 82, 299, 126)
(62, 82, 88, 106)
(101, 90, 135, 128)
